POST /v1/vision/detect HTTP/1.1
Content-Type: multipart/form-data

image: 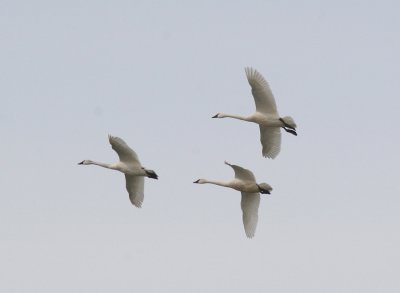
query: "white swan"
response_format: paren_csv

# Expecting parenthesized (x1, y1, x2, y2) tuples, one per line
(78, 135, 158, 208)
(212, 67, 297, 159)
(193, 161, 272, 238)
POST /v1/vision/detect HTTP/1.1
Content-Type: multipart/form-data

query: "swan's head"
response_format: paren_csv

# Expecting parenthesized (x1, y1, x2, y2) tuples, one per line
(212, 113, 224, 118)
(193, 179, 207, 184)
(257, 183, 273, 194)
(78, 160, 93, 165)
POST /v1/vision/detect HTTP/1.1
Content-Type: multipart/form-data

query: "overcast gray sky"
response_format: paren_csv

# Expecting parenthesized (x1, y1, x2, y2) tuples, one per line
(1, 0, 400, 292)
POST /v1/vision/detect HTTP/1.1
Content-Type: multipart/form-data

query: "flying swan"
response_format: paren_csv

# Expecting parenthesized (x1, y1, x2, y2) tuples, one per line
(193, 161, 272, 238)
(78, 135, 158, 208)
(212, 67, 297, 159)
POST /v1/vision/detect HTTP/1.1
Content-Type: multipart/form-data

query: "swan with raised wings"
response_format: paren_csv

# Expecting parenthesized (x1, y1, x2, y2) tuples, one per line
(212, 67, 297, 159)
(78, 135, 158, 208)
(193, 161, 272, 238)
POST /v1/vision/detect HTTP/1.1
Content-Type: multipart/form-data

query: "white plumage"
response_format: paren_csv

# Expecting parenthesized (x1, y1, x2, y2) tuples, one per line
(194, 161, 272, 238)
(78, 135, 158, 208)
(212, 67, 297, 159)
(245, 67, 278, 115)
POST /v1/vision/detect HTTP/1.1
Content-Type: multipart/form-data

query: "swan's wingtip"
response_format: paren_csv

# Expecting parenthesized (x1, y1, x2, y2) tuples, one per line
(262, 153, 278, 159)
(131, 198, 143, 208)
(244, 66, 256, 75)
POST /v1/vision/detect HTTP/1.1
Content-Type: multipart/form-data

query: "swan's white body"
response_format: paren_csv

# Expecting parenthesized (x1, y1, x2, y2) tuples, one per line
(194, 161, 272, 238)
(78, 135, 158, 208)
(213, 67, 297, 159)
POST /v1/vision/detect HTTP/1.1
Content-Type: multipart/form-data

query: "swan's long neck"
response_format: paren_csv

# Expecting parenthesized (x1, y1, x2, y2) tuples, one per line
(89, 160, 117, 170)
(202, 179, 232, 188)
(220, 113, 251, 122)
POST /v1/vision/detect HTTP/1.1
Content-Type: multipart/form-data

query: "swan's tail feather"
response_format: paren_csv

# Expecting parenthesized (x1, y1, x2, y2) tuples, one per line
(281, 116, 297, 129)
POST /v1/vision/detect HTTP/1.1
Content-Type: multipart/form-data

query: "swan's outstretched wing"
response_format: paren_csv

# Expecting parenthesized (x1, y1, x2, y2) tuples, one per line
(241, 192, 260, 238)
(109, 135, 141, 165)
(125, 175, 144, 208)
(245, 67, 278, 115)
(224, 161, 256, 182)
(259, 126, 281, 159)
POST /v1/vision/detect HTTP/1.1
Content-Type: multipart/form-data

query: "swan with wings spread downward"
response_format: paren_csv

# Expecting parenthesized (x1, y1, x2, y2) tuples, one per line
(194, 161, 272, 238)
(78, 135, 158, 208)
(213, 67, 297, 159)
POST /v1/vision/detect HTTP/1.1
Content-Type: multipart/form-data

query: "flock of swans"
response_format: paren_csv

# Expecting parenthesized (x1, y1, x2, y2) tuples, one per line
(79, 67, 297, 238)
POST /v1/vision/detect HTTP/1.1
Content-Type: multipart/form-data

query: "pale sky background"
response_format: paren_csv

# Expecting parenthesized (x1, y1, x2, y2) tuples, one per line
(1, 0, 400, 292)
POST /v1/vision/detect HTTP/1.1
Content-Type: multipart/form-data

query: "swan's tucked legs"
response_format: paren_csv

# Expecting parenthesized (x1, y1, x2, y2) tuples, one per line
(283, 127, 297, 136)
(143, 169, 158, 179)
(279, 118, 297, 136)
